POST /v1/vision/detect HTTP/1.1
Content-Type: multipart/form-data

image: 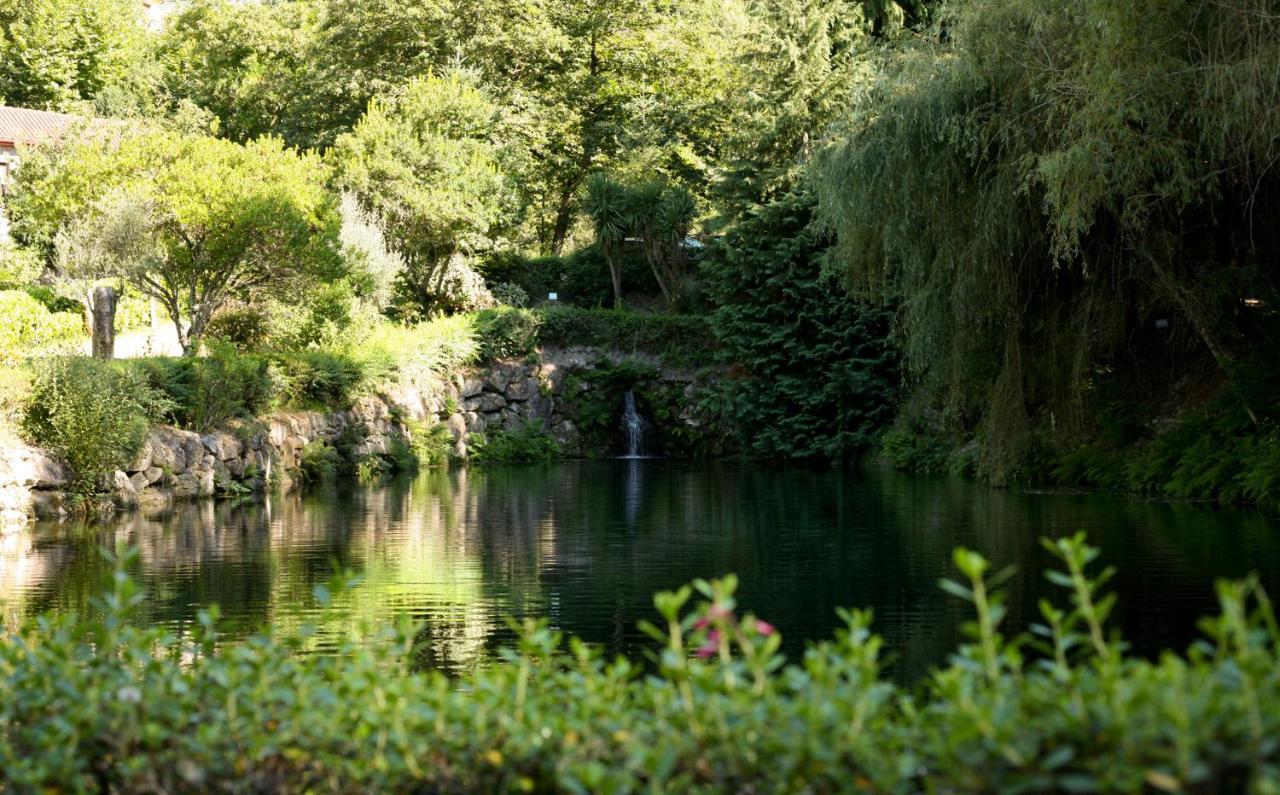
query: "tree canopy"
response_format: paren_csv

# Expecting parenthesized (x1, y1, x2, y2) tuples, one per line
(0, 0, 156, 114)
(815, 0, 1280, 479)
(15, 130, 340, 353)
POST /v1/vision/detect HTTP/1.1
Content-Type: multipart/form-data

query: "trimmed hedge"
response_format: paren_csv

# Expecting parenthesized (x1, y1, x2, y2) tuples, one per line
(472, 307, 716, 366)
(1, 536, 1278, 793)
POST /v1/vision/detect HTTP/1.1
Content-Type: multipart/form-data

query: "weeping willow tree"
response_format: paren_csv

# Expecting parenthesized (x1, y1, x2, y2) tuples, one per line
(817, 0, 1280, 481)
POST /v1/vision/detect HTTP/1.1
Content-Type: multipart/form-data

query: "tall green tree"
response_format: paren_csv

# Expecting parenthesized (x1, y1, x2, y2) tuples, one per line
(160, 0, 748, 254)
(0, 0, 156, 113)
(158, 0, 324, 145)
(816, 0, 1280, 480)
(332, 71, 513, 315)
(14, 131, 340, 353)
(700, 0, 923, 459)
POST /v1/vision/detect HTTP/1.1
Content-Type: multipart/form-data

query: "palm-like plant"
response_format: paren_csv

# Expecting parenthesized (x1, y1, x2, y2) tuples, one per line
(584, 173, 628, 309)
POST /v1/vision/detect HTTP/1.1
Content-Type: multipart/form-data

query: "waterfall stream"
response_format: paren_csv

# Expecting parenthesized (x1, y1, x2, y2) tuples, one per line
(621, 390, 647, 458)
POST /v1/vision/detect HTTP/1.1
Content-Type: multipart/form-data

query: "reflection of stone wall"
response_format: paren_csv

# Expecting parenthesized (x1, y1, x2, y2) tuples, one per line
(0, 347, 718, 526)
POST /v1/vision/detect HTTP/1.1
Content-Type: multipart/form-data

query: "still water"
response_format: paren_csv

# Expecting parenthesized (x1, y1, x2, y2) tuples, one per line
(2, 462, 1278, 680)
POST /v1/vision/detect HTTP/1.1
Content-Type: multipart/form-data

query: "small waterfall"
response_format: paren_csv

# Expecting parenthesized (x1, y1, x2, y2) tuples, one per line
(621, 390, 648, 458)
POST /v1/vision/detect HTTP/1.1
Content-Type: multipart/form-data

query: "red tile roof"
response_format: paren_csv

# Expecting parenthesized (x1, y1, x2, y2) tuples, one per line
(0, 106, 77, 148)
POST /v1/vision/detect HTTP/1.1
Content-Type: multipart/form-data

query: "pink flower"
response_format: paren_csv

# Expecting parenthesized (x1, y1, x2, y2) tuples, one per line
(754, 620, 776, 637)
(695, 629, 721, 659)
(693, 616, 710, 630)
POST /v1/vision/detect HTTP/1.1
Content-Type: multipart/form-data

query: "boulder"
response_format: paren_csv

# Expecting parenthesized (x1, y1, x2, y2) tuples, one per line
(169, 472, 201, 499)
(195, 468, 216, 498)
(445, 413, 468, 442)
(352, 436, 390, 459)
(483, 365, 521, 394)
(27, 451, 72, 489)
(28, 491, 66, 520)
(551, 420, 581, 451)
(111, 470, 137, 506)
(126, 438, 153, 473)
(457, 374, 485, 399)
(464, 412, 488, 433)
(149, 427, 202, 473)
(200, 431, 243, 462)
(520, 393, 554, 423)
(464, 393, 506, 413)
(505, 377, 540, 402)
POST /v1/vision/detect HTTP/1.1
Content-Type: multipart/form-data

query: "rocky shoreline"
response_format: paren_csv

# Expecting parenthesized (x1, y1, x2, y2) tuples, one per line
(0, 348, 711, 526)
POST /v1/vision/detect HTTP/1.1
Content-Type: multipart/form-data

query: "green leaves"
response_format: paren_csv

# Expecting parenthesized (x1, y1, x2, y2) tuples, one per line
(0, 0, 156, 112)
(702, 186, 899, 460)
(3, 537, 1280, 791)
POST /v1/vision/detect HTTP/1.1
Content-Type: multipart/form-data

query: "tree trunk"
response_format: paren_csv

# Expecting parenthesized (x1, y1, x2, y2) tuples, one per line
(551, 193, 575, 256)
(91, 285, 117, 360)
(645, 242, 673, 308)
(605, 245, 623, 309)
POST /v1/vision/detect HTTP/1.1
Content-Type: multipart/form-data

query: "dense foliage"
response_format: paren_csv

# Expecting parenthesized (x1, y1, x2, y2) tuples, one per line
(12, 129, 341, 353)
(333, 71, 511, 317)
(0, 289, 83, 366)
(3, 537, 1278, 792)
(470, 422, 562, 464)
(158, 0, 746, 254)
(705, 190, 898, 459)
(0, 0, 156, 114)
(816, 0, 1280, 482)
(20, 358, 167, 494)
(697, 0, 906, 460)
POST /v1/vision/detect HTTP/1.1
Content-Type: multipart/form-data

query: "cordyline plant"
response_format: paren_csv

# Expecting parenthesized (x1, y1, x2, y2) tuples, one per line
(1, 535, 1278, 793)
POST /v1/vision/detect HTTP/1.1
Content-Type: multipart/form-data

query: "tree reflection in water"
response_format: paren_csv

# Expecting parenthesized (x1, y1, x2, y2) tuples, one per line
(2, 462, 1278, 680)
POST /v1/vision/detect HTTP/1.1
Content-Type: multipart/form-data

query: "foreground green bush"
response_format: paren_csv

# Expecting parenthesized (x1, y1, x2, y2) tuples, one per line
(2, 536, 1278, 793)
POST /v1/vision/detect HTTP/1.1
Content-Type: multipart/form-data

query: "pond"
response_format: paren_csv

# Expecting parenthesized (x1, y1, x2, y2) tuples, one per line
(2, 461, 1278, 681)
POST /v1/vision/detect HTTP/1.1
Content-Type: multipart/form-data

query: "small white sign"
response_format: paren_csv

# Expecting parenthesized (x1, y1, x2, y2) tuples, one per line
(548, 292, 559, 301)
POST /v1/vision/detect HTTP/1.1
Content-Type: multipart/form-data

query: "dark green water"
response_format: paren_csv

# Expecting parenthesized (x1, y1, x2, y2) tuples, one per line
(2, 462, 1278, 680)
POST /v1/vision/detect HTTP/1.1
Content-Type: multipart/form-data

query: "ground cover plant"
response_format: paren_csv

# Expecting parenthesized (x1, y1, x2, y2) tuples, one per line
(1, 535, 1277, 793)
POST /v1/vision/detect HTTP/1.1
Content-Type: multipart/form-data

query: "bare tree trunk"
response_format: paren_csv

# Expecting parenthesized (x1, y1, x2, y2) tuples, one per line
(551, 192, 576, 256)
(91, 285, 116, 360)
(645, 240, 673, 308)
(604, 244, 624, 309)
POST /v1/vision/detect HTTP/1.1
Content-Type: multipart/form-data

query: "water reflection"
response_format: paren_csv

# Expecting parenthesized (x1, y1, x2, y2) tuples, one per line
(1, 462, 1278, 680)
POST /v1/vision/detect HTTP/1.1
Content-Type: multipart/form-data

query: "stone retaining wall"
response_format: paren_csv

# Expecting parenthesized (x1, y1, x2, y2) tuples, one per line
(0, 348, 712, 525)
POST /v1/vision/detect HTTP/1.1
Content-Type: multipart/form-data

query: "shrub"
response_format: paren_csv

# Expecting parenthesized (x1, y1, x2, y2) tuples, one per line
(0, 240, 42, 283)
(127, 346, 276, 431)
(20, 284, 83, 315)
(298, 440, 341, 483)
(473, 308, 541, 362)
(358, 316, 479, 385)
(470, 421, 560, 463)
(399, 419, 454, 469)
(483, 245, 660, 309)
(20, 358, 169, 493)
(0, 290, 85, 366)
(879, 426, 949, 474)
(490, 281, 529, 308)
(1044, 395, 1280, 511)
(271, 350, 373, 409)
(535, 307, 715, 365)
(205, 305, 273, 352)
(2, 537, 1278, 792)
